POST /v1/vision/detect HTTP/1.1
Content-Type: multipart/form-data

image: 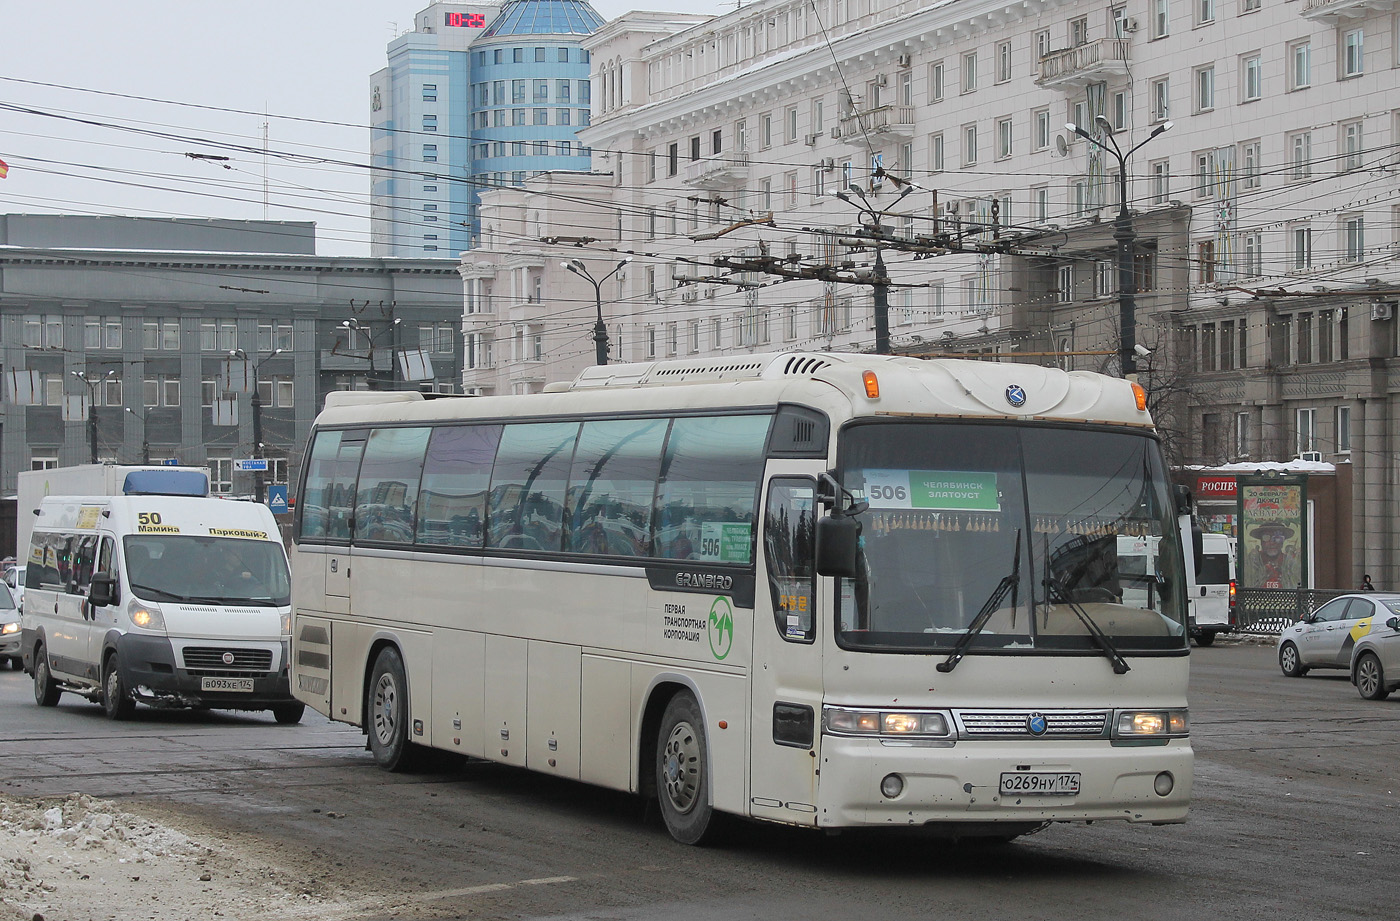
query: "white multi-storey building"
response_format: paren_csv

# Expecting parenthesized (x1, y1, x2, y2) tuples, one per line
(461, 0, 1400, 583)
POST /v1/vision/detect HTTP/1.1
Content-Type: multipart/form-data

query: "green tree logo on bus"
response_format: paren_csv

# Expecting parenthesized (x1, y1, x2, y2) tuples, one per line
(708, 597, 734, 661)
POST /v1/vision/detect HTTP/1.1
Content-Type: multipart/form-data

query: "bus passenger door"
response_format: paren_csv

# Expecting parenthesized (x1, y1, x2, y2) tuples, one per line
(322, 432, 366, 615)
(749, 476, 822, 825)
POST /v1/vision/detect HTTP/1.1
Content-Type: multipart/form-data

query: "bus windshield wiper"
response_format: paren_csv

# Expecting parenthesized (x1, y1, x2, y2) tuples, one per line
(937, 530, 1021, 674)
(1042, 575, 1131, 675)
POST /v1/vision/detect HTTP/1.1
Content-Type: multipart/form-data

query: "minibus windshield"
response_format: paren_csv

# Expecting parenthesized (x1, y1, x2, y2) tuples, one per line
(123, 535, 291, 606)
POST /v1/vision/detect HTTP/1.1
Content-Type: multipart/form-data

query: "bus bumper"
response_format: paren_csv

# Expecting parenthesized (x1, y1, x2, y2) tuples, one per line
(816, 737, 1192, 828)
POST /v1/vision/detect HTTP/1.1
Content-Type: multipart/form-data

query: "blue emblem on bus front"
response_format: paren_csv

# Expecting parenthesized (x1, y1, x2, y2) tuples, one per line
(1027, 712, 1048, 736)
(1005, 385, 1027, 407)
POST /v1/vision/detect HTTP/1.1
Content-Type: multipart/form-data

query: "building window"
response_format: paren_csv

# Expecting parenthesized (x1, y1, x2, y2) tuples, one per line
(1290, 131, 1312, 180)
(1291, 224, 1312, 269)
(1033, 186, 1049, 223)
(535, 47, 546, 62)
(995, 42, 1011, 83)
(422, 115, 436, 132)
(1153, 0, 1170, 39)
(1242, 54, 1261, 102)
(1195, 66, 1214, 113)
(1197, 0, 1214, 25)
(1150, 77, 1170, 122)
(929, 132, 944, 172)
(1336, 405, 1351, 453)
(1069, 17, 1089, 46)
(1341, 121, 1363, 171)
(961, 52, 977, 93)
(996, 117, 1013, 159)
(929, 61, 944, 102)
(1290, 41, 1311, 90)
(1242, 232, 1262, 277)
(1152, 159, 1170, 203)
(557, 79, 570, 102)
(1033, 108, 1050, 150)
(1296, 409, 1317, 455)
(962, 123, 977, 166)
(668, 143, 678, 176)
(1058, 264, 1074, 302)
(423, 144, 437, 162)
(1241, 140, 1261, 189)
(1342, 29, 1363, 77)
(1197, 240, 1216, 283)
(1235, 413, 1250, 457)
(534, 79, 548, 102)
(534, 108, 548, 125)
(422, 84, 437, 102)
(1343, 215, 1365, 262)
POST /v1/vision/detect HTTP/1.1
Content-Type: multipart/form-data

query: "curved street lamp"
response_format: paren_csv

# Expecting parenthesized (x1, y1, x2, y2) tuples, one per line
(229, 348, 284, 503)
(562, 257, 631, 366)
(71, 369, 117, 464)
(1065, 118, 1173, 377)
(122, 407, 151, 464)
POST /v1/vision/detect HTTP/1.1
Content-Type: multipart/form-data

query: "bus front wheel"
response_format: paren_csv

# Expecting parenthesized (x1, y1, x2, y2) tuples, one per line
(367, 647, 419, 772)
(655, 692, 720, 845)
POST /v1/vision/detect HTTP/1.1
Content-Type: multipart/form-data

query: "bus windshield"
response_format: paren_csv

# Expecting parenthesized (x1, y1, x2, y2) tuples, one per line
(836, 421, 1187, 654)
(123, 535, 291, 606)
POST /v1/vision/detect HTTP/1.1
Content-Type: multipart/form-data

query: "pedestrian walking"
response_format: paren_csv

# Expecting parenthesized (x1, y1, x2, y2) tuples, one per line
(1361, 573, 1376, 592)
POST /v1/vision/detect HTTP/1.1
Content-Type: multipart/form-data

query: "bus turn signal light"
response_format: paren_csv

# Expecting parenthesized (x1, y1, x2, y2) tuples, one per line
(1130, 381, 1148, 411)
(863, 371, 880, 399)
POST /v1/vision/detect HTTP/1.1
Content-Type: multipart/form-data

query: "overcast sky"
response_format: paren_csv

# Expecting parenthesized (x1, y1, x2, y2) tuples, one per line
(0, 1, 724, 256)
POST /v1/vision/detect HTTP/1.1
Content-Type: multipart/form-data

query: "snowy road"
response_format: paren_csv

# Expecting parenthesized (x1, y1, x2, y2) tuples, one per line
(1, 640, 1396, 921)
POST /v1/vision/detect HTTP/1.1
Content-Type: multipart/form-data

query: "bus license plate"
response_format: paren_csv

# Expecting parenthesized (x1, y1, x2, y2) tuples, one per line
(201, 677, 254, 692)
(1000, 772, 1081, 796)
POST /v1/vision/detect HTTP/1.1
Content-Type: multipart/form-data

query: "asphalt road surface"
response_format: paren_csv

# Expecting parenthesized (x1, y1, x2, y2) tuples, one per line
(1, 638, 1396, 921)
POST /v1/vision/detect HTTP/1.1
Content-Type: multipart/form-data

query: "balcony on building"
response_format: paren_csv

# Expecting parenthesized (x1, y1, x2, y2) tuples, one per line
(1300, 0, 1396, 21)
(508, 359, 546, 385)
(1036, 39, 1132, 89)
(683, 151, 751, 188)
(836, 105, 917, 144)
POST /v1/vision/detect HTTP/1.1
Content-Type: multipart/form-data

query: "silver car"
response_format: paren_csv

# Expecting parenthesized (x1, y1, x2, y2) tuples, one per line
(0, 582, 20, 669)
(1277, 593, 1400, 678)
(1349, 607, 1400, 700)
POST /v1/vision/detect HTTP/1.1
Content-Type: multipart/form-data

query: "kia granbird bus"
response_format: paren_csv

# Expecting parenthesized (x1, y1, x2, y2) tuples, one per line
(290, 352, 1194, 844)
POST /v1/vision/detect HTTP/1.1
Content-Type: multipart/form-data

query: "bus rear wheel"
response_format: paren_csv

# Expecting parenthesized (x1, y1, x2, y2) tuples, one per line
(367, 647, 419, 771)
(33, 644, 61, 707)
(655, 692, 720, 845)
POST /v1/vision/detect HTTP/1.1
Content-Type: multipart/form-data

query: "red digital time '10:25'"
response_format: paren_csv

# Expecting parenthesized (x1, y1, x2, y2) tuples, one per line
(445, 12, 486, 27)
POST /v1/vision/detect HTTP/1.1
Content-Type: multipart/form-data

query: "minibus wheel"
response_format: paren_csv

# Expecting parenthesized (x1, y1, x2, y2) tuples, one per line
(33, 643, 61, 707)
(656, 691, 721, 845)
(367, 646, 419, 771)
(103, 654, 135, 720)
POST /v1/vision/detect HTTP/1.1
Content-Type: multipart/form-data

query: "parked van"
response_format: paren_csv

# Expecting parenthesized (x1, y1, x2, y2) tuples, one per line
(1189, 533, 1237, 646)
(20, 495, 302, 723)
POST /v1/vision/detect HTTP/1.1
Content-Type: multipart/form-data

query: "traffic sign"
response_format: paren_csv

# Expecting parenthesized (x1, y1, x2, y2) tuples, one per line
(267, 485, 289, 514)
(234, 458, 269, 472)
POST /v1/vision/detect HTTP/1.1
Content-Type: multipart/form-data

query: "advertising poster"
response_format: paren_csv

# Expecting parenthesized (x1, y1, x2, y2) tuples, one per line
(1237, 475, 1308, 589)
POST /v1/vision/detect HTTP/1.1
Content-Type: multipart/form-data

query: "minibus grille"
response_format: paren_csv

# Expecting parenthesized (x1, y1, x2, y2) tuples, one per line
(182, 647, 274, 674)
(955, 710, 1109, 739)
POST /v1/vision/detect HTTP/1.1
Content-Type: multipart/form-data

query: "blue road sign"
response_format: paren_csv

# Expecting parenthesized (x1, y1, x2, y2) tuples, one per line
(267, 484, 289, 515)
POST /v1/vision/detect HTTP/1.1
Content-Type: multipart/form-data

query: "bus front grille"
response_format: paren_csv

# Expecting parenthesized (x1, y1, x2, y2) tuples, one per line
(955, 710, 1109, 739)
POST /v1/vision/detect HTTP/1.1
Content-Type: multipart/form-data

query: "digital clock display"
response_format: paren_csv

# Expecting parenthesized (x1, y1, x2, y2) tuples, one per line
(445, 11, 486, 27)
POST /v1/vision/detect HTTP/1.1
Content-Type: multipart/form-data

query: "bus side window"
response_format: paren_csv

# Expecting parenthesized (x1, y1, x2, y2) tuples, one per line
(652, 414, 771, 564)
(487, 422, 579, 552)
(564, 419, 667, 557)
(417, 424, 501, 549)
(356, 427, 431, 545)
(764, 478, 816, 643)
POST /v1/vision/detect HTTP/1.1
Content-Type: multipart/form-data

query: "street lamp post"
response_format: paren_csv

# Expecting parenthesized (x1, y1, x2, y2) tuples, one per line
(230, 348, 283, 504)
(835, 183, 913, 355)
(563, 257, 631, 366)
(340, 318, 402, 388)
(1066, 117, 1172, 377)
(71, 369, 116, 464)
(122, 407, 150, 464)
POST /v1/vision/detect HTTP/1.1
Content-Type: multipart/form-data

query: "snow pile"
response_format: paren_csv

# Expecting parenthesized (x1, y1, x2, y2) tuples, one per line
(0, 793, 211, 863)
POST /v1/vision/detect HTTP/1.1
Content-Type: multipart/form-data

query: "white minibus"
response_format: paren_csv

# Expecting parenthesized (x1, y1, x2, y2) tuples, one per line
(21, 494, 301, 723)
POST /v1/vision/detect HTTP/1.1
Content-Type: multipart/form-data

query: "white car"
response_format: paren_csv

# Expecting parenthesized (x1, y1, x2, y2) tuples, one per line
(1278, 593, 1400, 678)
(1349, 607, 1400, 700)
(0, 582, 20, 669)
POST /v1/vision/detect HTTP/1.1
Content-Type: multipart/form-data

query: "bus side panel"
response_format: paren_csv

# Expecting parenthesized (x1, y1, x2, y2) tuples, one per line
(633, 669, 751, 818)
(579, 654, 632, 791)
(292, 614, 333, 717)
(483, 634, 528, 766)
(430, 628, 485, 758)
(328, 621, 434, 741)
(291, 546, 327, 617)
(527, 640, 581, 779)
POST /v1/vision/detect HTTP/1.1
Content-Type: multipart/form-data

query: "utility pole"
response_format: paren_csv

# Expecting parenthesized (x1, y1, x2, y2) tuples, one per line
(834, 184, 909, 355)
(1066, 117, 1173, 377)
(71, 370, 115, 464)
(123, 408, 150, 464)
(229, 348, 283, 504)
(563, 258, 631, 366)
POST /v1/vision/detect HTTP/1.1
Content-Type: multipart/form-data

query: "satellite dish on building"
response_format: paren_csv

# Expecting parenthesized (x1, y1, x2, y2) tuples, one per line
(1055, 134, 1070, 157)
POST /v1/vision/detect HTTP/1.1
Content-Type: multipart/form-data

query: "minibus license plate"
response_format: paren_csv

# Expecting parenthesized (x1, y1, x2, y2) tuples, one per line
(201, 677, 254, 692)
(1000, 772, 1080, 795)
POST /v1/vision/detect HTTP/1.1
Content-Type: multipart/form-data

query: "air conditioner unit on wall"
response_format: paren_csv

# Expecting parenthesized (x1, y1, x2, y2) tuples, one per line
(1298, 451, 1323, 462)
(1124, 17, 1139, 32)
(897, 53, 912, 68)
(1371, 300, 1395, 321)
(805, 133, 820, 146)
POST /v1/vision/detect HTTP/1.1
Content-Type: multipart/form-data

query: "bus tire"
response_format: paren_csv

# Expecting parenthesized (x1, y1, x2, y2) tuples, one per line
(655, 691, 720, 845)
(367, 646, 419, 772)
(33, 643, 61, 707)
(103, 653, 136, 721)
(272, 702, 306, 725)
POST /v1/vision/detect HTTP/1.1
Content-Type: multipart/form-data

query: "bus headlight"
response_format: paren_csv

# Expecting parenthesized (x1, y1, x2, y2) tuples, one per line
(128, 599, 167, 632)
(1113, 709, 1188, 738)
(824, 707, 956, 739)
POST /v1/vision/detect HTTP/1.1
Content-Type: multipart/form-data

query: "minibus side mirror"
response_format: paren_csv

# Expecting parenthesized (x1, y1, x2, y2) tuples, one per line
(88, 573, 118, 608)
(815, 514, 862, 579)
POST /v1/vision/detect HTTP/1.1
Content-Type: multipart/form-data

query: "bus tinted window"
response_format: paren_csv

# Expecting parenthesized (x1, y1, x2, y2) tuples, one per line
(653, 414, 770, 563)
(356, 428, 431, 545)
(300, 430, 367, 542)
(565, 419, 668, 556)
(417, 424, 502, 548)
(488, 422, 580, 552)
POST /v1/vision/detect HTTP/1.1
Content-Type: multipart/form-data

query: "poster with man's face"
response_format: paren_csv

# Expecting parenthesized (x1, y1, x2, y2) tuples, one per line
(1237, 477, 1307, 589)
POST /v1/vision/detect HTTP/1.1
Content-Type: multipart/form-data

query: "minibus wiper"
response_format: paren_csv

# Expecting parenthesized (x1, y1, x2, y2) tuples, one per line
(129, 583, 185, 602)
(937, 530, 1021, 674)
(1042, 575, 1131, 675)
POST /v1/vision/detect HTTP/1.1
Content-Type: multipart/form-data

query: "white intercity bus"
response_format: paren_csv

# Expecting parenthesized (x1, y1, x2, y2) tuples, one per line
(290, 352, 1195, 844)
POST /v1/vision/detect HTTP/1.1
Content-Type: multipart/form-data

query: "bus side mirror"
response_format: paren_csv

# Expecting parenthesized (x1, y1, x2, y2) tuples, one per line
(815, 514, 862, 579)
(1174, 484, 1193, 516)
(88, 573, 118, 607)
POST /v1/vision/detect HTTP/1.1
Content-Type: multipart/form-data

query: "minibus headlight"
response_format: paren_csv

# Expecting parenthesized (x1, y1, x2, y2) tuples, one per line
(1114, 709, 1189, 738)
(824, 707, 955, 739)
(128, 599, 167, 632)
